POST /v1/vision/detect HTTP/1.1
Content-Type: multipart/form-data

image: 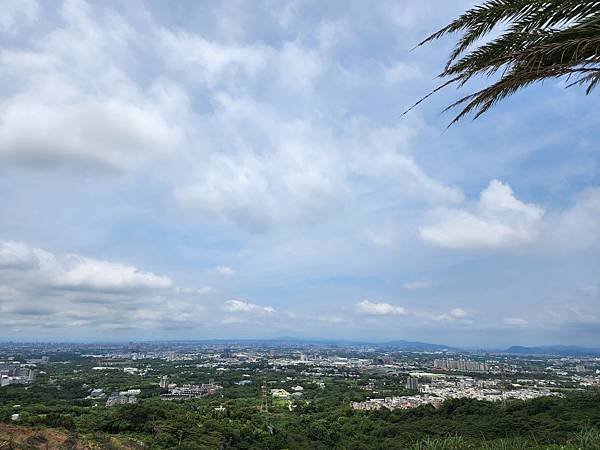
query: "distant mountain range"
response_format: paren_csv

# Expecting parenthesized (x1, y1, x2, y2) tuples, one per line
(370, 340, 456, 351)
(158, 337, 457, 352)
(271, 339, 598, 355)
(504, 345, 600, 356)
(13, 338, 598, 356)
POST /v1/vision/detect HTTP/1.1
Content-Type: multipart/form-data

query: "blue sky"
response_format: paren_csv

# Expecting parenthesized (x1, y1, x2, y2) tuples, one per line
(0, 0, 598, 347)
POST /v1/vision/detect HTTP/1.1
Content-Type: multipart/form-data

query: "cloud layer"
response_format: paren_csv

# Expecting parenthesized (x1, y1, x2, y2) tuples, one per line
(0, 0, 598, 346)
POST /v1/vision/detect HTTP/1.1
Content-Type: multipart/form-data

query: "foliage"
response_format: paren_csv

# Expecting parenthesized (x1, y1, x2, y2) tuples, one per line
(2, 354, 600, 448)
(406, 0, 600, 125)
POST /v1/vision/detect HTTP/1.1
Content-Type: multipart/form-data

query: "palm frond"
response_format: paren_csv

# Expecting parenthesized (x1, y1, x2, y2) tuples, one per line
(409, 0, 600, 124)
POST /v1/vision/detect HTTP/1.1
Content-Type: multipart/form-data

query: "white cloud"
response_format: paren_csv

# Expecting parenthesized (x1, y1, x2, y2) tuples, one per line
(432, 314, 451, 322)
(355, 300, 406, 316)
(0, 241, 39, 269)
(276, 41, 322, 93)
(382, 62, 422, 85)
(434, 308, 469, 322)
(0, 0, 39, 33)
(208, 266, 236, 278)
(420, 180, 544, 249)
(270, 0, 307, 28)
(0, 241, 172, 293)
(175, 95, 462, 231)
(504, 317, 528, 326)
(0, 2, 463, 232)
(0, 240, 216, 333)
(449, 308, 467, 318)
(1, 0, 595, 344)
(224, 299, 275, 315)
(159, 29, 269, 86)
(159, 28, 322, 93)
(0, 97, 180, 170)
(549, 187, 600, 249)
(54, 255, 172, 292)
(0, 0, 182, 171)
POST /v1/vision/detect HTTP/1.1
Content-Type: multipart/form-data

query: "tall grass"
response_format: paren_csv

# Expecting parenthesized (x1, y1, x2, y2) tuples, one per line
(406, 427, 600, 450)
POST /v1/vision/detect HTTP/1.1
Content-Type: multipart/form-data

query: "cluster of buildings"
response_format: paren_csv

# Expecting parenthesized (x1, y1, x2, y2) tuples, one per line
(26, 356, 49, 365)
(419, 375, 558, 402)
(433, 358, 489, 372)
(106, 389, 141, 407)
(159, 375, 223, 401)
(354, 373, 560, 412)
(270, 386, 304, 400)
(160, 382, 222, 401)
(352, 395, 444, 411)
(0, 362, 36, 387)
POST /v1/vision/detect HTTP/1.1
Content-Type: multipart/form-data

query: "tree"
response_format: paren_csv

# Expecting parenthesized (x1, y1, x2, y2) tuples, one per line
(405, 0, 600, 125)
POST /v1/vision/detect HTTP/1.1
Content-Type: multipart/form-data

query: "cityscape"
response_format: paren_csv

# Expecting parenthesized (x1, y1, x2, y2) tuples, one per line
(1, 340, 600, 447)
(1, 0, 599, 448)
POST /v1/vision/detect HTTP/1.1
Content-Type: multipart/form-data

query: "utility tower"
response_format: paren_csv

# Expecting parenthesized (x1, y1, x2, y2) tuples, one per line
(260, 378, 269, 413)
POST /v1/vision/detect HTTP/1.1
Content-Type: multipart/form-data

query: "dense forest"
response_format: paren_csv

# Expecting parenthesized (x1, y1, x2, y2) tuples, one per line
(2, 387, 600, 449)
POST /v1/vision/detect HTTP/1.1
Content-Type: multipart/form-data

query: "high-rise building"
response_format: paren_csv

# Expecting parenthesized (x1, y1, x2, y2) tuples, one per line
(406, 376, 420, 391)
(159, 375, 169, 389)
(433, 358, 488, 372)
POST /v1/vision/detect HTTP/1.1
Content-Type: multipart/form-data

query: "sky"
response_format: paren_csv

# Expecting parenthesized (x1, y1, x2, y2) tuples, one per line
(0, 0, 598, 348)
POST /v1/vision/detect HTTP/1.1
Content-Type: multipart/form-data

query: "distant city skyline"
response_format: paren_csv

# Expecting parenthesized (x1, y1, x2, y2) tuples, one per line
(0, 0, 598, 347)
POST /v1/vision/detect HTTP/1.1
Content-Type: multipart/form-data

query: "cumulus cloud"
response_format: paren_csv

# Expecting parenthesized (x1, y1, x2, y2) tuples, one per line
(0, 241, 172, 293)
(0, 241, 40, 269)
(434, 308, 469, 322)
(420, 180, 544, 249)
(0, 241, 213, 333)
(208, 266, 236, 278)
(355, 300, 406, 316)
(224, 299, 275, 315)
(0, 0, 181, 171)
(54, 255, 172, 292)
(0, 98, 181, 170)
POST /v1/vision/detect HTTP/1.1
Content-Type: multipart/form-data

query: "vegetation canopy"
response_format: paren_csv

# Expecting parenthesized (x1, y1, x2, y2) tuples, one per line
(405, 0, 600, 125)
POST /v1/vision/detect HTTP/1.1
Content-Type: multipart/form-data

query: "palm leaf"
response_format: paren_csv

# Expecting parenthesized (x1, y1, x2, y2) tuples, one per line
(408, 0, 600, 124)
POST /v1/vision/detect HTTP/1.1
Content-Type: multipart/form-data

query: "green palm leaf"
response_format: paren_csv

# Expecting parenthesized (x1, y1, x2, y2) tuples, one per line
(406, 0, 600, 125)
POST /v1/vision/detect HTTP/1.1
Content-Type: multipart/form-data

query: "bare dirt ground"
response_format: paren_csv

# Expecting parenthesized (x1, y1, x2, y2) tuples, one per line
(0, 423, 145, 450)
